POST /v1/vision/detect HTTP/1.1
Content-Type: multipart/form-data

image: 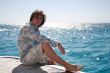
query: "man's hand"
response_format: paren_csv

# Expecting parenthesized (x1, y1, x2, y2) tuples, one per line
(57, 42, 65, 54)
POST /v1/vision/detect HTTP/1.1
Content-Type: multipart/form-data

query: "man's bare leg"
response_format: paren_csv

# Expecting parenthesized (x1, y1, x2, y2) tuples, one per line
(41, 41, 83, 71)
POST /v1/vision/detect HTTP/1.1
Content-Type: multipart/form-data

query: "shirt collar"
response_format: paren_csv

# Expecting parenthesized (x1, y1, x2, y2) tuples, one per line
(29, 21, 39, 30)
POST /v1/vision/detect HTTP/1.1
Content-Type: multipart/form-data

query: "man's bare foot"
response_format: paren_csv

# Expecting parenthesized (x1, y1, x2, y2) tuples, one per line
(65, 64, 83, 72)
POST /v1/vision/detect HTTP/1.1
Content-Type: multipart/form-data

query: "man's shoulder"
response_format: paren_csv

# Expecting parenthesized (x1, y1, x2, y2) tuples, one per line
(20, 23, 31, 31)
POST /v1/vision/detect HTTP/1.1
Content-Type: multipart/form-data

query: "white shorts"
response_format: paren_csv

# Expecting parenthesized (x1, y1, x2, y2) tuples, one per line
(21, 43, 49, 65)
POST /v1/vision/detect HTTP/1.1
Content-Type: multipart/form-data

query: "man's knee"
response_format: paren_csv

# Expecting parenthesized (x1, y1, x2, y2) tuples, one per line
(41, 40, 49, 46)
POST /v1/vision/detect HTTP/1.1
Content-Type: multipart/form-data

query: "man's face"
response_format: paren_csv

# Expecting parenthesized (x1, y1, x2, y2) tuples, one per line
(32, 15, 43, 26)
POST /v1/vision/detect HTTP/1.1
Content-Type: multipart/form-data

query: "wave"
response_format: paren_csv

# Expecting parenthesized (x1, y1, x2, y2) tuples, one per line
(0, 24, 20, 31)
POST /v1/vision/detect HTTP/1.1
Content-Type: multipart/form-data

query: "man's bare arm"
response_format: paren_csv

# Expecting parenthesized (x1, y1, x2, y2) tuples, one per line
(57, 42, 65, 54)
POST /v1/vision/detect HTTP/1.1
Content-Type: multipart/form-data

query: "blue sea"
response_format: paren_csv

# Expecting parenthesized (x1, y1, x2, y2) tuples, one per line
(0, 23, 110, 73)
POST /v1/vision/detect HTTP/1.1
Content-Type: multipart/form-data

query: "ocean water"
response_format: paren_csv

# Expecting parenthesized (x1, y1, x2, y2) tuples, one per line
(0, 23, 110, 73)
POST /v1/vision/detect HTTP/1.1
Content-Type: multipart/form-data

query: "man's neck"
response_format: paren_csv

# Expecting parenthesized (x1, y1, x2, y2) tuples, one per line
(29, 21, 39, 29)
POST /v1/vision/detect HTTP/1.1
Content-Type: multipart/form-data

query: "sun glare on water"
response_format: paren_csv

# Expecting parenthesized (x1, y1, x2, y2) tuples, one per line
(43, 23, 75, 29)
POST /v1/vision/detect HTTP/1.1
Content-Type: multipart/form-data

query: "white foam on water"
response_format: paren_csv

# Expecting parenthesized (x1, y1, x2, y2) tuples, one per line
(0, 28, 7, 31)
(96, 58, 100, 61)
(65, 49, 71, 53)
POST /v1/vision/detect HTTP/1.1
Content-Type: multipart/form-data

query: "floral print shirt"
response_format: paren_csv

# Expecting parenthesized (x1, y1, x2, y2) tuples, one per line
(17, 22, 58, 62)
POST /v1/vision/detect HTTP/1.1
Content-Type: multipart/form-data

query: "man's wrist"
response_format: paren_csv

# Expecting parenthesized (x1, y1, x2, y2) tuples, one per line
(57, 42, 60, 46)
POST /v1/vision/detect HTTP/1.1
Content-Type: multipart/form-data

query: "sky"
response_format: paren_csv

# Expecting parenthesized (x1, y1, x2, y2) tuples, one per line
(0, 0, 110, 25)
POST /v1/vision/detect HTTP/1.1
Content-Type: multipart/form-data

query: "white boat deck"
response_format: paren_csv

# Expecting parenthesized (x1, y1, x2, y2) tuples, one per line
(0, 56, 85, 73)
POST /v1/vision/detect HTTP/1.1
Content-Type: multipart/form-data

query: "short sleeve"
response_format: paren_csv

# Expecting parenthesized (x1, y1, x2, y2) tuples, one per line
(49, 39, 58, 47)
(40, 35, 58, 47)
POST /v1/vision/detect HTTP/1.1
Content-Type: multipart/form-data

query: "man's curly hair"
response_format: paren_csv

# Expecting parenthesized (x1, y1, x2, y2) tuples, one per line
(30, 10, 46, 27)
